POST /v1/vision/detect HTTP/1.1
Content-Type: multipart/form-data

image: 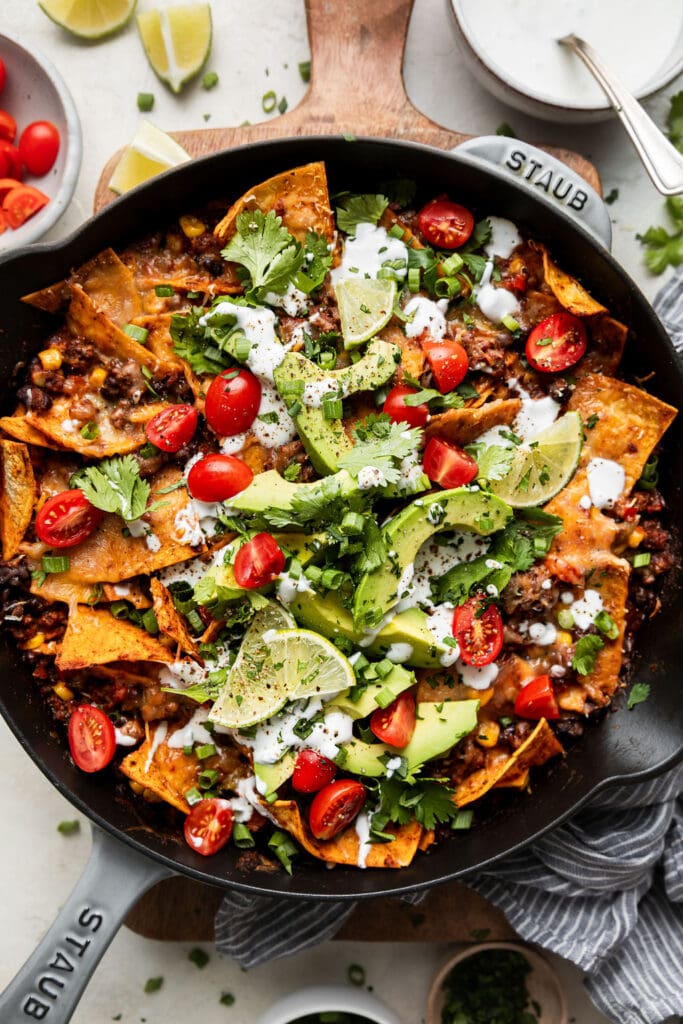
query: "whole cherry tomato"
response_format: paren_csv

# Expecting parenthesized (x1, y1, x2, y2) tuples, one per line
(187, 453, 253, 502)
(18, 120, 60, 177)
(233, 532, 285, 589)
(205, 368, 261, 436)
(514, 674, 560, 720)
(309, 779, 366, 841)
(526, 312, 587, 373)
(292, 749, 337, 793)
(184, 798, 234, 856)
(68, 705, 116, 773)
(2, 184, 48, 229)
(452, 597, 504, 667)
(0, 110, 17, 143)
(383, 384, 429, 428)
(145, 404, 198, 452)
(423, 437, 478, 489)
(35, 490, 104, 548)
(423, 340, 469, 392)
(370, 690, 416, 748)
(417, 198, 474, 249)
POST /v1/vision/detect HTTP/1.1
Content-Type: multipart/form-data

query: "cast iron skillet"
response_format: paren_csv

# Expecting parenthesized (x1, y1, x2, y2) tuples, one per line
(1, 136, 682, 1022)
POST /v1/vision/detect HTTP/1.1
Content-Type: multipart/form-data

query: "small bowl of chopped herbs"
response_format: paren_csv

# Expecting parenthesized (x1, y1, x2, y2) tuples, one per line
(426, 942, 567, 1024)
(256, 983, 400, 1024)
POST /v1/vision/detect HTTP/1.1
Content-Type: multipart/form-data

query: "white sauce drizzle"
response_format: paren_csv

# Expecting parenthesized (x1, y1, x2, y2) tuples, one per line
(330, 222, 408, 287)
(458, 661, 499, 690)
(385, 642, 414, 663)
(264, 282, 310, 317)
(586, 457, 626, 509)
(528, 622, 558, 646)
(239, 698, 354, 765)
(144, 721, 168, 773)
(167, 708, 214, 750)
(276, 571, 315, 607)
(569, 589, 604, 630)
(403, 296, 449, 340)
(484, 217, 522, 259)
(354, 811, 373, 869)
(114, 728, 138, 748)
(474, 260, 520, 324)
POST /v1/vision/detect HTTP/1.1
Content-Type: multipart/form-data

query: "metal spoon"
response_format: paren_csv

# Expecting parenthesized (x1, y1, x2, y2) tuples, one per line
(558, 33, 683, 196)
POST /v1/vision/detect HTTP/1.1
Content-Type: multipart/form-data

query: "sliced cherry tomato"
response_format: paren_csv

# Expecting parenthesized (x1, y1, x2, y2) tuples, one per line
(184, 798, 234, 856)
(18, 120, 60, 177)
(35, 489, 104, 548)
(0, 110, 16, 143)
(526, 312, 587, 373)
(423, 340, 469, 392)
(233, 532, 285, 589)
(2, 185, 49, 229)
(423, 437, 478, 489)
(383, 384, 429, 428)
(417, 198, 474, 250)
(68, 705, 116, 773)
(205, 368, 261, 436)
(0, 141, 22, 181)
(452, 597, 504, 667)
(309, 779, 367, 841)
(145, 403, 198, 452)
(370, 690, 416, 748)
(187, 453, 254, 502)
(292, 749, 337, 793)
(0, 210, 7, 235)
(512, 272, 528, 293)
(0, 177, 23, 200)
(514, 674, 560, 720)
(0, 59, 5, 95)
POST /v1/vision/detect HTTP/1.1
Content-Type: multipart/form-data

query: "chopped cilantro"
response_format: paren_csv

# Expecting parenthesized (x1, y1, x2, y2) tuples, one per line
(627, 682, 651, 709)
(370, 777, 462, 837)
(71, 455, 151, 522)
(294, 231, 334, 293)
(572, 634, 605, 676)
(338, 415, 422, 485)
(268, 830, 299, 874)
(298, 60, 311, 82)
(57, 820, 80, 836)
(201, 71, 219, 90)
(144, 977, 163, 994)
(335, 194, 389, 235)
(495, 122, 517, 137)
(188, 947, 210, 968)
(605, 187, 619, 205)
(221, 209, 304, 300)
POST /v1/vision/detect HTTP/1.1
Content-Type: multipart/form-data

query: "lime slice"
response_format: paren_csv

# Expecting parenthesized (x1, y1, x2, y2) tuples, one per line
(137, 3, 212, 94)
(269, 629, 356, 700)
(488, 411, 583, 508)
(210, 601, 295, 729)
(336, 277, 397, 350)
(39, 0, 137, 39)
(109, 119, 191, 195)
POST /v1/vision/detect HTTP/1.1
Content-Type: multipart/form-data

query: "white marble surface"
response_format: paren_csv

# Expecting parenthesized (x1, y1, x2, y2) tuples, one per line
(1, 0, 681, 1021)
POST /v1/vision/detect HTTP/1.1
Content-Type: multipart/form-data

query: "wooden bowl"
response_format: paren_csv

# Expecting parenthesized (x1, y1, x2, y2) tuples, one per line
(426, 941, 568, 1024)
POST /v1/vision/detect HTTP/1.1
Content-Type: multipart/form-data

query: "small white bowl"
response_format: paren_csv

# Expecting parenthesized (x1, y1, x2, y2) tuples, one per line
(426, 942, 568, 1024)
(0, 30, 82, 251)
(255, 984, 401, 1024)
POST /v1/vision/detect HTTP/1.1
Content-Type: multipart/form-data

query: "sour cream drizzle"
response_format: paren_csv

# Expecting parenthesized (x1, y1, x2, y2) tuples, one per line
(330, 222, 408, 287)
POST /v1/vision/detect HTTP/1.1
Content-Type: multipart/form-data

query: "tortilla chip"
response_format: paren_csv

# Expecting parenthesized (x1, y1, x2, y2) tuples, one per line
(581, 316, 628, 377)
(151, 579, 201, 661)
(72, 248, 142, 325)
(569, 557, 629, 708)
(56, 605, 173, 671)
(267, 800, 424, 868)
(537, 244, 607, 316)
(214, 162, 335, 244)
(494, 767, 530, 790)
(26, 396, 169, 458)
(22, 280, 70, 313)
(381, 323, 425, 380)
(455, 719, 563, 807)
(119, 723, 199, 814)
(136, 313, 204, 404)
(30, 574, 151, 609)
(426, 398, 521, 445)
(0, 415, 57, 448)
(0, 440, 36, 559)
(66, 284, 160, 371)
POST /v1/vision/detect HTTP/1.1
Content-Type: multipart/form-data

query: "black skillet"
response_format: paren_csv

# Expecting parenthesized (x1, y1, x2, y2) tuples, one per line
(0, 100, 682, 1024)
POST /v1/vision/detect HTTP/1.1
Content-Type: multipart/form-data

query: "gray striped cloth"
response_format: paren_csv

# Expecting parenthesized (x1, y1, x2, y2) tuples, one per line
(215, 273, 683, 1024)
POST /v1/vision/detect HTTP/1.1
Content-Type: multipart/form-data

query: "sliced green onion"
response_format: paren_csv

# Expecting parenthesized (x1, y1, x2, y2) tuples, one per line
(198, 768, 219, 789)
(278, 95, 288, 114)
(388, 224, 405, 239)
(375, 659, 393, 679)
(298, 60, 311, 82)
(347, 964, 366, 987)
(375, 686, 396, 708)
(122, 323, 149, 344)
(278, 378, 304, 399)
(137, 92, 154, 112)
(318, 350, 336, 371)
(184, 787, 203, 806)
(80, 421, 99, 440)
(183, 744, 194, 756)
(340, 512, 365, 536)
(110, 601, 130, 620)
(595, 610, 619, 640)
(305, 565, 322, 584)
(141, 609, 159, 634)
(233, 334, 252, 361)
(322, 396, 343, 420)
(262, 90, 277, 113)
(501, 314, 520, 333)
(144, 977, 163, 994)
(321, 568, 345, 590)
(376, 267, 399, 281)
(186, 608, 204, 634)
(451, 809, 474, 830)
(42, 555, 70, 574)
(633, 551, 651, 568)
(407, 267, 420, 293)
(155, 284, 175, 297)
(196, 743, 217, 760)
(187, 290, 202, 301)
(232, 822, 256, 848)
(441, 252, 464, 275)
(287, 400, 302, 417)
(557, 609, 575, 630)
(201, 71, 219, 90)
(57, 820, 80, 836)
(268, 830, 299, 875)
(434, 276, 461, 299)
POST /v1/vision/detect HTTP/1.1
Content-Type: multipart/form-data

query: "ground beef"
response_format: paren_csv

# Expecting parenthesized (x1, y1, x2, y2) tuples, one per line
(548, 377, 574, 404)
(501, 565, 558, 616)
(270, 439, 315, 482)
(61, 337, 95, 373)
(455, 324, 511, 377)
(308, 302, 341, 336)
(150, 370, 193, 403)
(16, 384, 51, 411)
(101, 359, 145, 403)
(279, 315, 307, 345)
(0, 561, 32, 610)
(191, 231, 225, 277)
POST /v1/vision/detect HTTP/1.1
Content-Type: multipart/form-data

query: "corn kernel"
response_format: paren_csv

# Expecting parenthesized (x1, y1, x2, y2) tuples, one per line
(628, 526, 646, 548)
(475, 720, 500, 748)
(556, 630, 573, 646)
(180, 215, 206, 239)
(53, 682, 74, 701)
(465, 685, 493, 705)
(89, 366, 108, 388)
(23, 632, 46, 650)
(129, 781, 145, 795)
(38, 347, 63, 371)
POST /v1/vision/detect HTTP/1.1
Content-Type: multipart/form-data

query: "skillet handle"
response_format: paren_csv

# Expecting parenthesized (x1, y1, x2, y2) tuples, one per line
(452, 135, 613, 250)
(0, 825, 172, 1024)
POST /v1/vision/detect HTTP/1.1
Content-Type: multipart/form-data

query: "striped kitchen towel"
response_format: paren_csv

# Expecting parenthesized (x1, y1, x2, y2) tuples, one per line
(215, 273, 683, 1024)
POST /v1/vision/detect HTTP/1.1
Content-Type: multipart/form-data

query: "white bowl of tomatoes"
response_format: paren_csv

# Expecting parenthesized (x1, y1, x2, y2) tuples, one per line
(0, 30, 82, 250)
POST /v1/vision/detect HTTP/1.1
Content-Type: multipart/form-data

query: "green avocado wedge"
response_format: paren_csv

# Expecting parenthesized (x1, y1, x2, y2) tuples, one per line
(353, 488, 513, 631)
(330, 664, 415, 719)
(229, 468, 359, 516)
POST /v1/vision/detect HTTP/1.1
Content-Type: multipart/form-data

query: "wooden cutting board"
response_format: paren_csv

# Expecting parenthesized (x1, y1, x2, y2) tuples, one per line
(102, 0, 596, 941)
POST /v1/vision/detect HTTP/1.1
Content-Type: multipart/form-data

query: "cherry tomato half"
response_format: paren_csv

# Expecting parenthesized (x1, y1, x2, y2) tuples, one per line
(309, 779, 367, 841)
(0, 210, 7, 235)
(0, 177, 23, 200)
(526, 312, 587, 373)
(417, 198, 474, 250)
(233, 532, 285, 589)
(145, 403, 198, 453)
(205, 368, 261, 436)
(0, 110, 17, 143)
(514, 674, 560, 720)
(423, 340, 469, 393)
(68, 705, 116, 773)
(187, 453, 254, 502)
(0, 59, 6, 95)
(2, 184, 48, 229)
(35, 489, 104, 548)
(184, 798, 234, 856)
(423, 437, 478, 489)
(292, 749, 337, 793)
(0, 140, 22, 181)
(383, 384, 429, 428)
(452, 597, 504, 667)
(18, 120, 60, 177)
(370, 690, 416, 749)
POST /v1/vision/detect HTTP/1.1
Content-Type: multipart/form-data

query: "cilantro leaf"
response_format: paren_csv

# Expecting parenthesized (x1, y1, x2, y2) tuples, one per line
(294, 231, 334, 293)
(572, 634, 605, 676)
(336, 194, 389, 235)
(221, 209, 304, 300)
(627, 682, 651, 709)
(262, 474, 359, 529)
(171, 304, 233, 376)
(339, 418, 422, 485)
(370, 777, 461, 837)
(466, 442, 515, 482)
(667, 89, 683, 151)
(71, 455, 150, 522)
(639, 222, 683, 275)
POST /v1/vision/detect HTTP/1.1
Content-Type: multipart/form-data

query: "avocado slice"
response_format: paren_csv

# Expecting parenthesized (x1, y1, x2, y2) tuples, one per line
(230, 468, 360, 516)
(254, 754, 296, 798)
(330, 664, 415, 720)
(198, 531, 324, 603)
(273, 338, 399, 476)
(353, 488, 512, 630)
(340, 700, 479, 778)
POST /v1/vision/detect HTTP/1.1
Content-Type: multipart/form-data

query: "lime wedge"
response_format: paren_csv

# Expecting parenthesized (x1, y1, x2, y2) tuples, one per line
(336, 277, 397, 350)
(210, 601, 295, 729)
(109, 119, 191, 195)
(269, 629, 356, 700)
(137, 3, 212, 94)
(39, 0, 137, 39)
(488, 411, 583, 508)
